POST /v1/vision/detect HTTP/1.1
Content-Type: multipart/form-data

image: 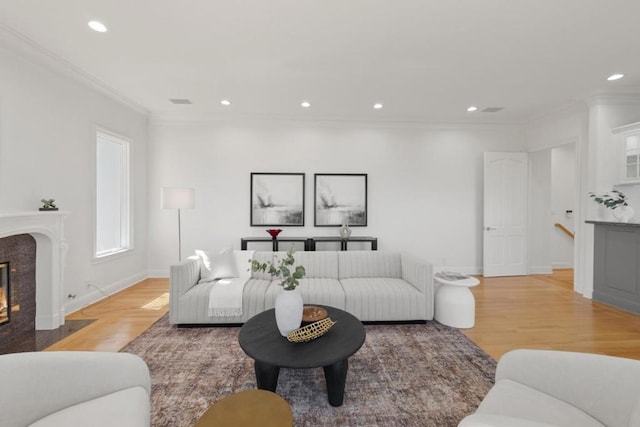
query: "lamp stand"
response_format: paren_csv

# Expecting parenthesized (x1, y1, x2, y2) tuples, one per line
(177, 208, 182, 262)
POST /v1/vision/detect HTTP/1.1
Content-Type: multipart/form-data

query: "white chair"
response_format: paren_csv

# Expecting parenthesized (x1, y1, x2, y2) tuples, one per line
(0, 351, 151, 427)
(459, 349, 640, 426)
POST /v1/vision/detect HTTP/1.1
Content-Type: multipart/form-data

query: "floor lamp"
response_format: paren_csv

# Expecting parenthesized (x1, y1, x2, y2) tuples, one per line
(161, 187, 195, 262)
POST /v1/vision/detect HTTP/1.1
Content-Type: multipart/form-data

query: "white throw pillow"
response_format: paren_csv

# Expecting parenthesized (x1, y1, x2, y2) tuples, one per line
(196, 248, 239, 283)
(234, 250, 255, 280)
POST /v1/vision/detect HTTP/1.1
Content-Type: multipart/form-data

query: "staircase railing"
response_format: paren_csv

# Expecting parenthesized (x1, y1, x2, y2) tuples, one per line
(554, 223, 575, 239)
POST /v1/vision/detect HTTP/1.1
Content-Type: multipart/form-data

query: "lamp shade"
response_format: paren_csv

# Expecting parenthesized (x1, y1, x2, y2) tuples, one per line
(161, 187, 195, 210)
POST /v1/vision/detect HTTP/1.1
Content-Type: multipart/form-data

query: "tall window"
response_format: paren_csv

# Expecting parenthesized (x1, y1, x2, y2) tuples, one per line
(95, 129, 131, 257)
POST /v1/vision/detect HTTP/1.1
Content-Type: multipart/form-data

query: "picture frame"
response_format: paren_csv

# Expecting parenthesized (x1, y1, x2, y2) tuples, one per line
(250, 173, 305, 226)
(314, 173, 367, 227)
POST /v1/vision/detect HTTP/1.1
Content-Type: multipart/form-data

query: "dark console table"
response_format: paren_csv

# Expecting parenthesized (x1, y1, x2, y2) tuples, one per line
(241, 236, 378, 251)
(309, 236, 378, 251)
(241, 237, 311, 251)
(238, 306, 366, 406)
(588, 220, 640, 314)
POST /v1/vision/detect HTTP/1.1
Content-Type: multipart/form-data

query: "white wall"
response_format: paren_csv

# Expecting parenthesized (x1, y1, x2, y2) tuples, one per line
(147, 120, 525, 276)
(524, 104, 586, 290)
(0, 43, 149, 314)
(526, 143, 576, 273)
(551, 143, 576, 268)
(528, 149, 551, 273)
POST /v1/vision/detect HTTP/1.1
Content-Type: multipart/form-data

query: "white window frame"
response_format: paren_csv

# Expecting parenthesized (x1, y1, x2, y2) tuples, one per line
(614, 121, 640, 184)
(94, 128, 132, 259)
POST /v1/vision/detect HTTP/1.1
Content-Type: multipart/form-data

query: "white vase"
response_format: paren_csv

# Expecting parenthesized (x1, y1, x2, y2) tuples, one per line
(597, 205, 613, 221)
(613, 205, 635, 223)
(274, 287, 303, 336)
(339, 219, 352, 238)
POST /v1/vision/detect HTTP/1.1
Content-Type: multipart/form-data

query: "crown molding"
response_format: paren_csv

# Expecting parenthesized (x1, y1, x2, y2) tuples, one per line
(586, 90, 640, 106)
(148, 110, 525, 131)
(0, 23, 149, 116)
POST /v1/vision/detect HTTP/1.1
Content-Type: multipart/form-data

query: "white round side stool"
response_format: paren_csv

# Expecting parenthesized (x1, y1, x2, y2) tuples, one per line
(434, 272, 480, 329)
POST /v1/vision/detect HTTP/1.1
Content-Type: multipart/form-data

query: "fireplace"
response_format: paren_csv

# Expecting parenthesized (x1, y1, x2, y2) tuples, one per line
(0, 211, 68, 330)
(0, 262, 9, 325)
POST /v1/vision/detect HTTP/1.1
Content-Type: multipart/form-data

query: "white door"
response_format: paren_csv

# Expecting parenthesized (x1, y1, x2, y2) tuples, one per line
(483, 152, 528, 277)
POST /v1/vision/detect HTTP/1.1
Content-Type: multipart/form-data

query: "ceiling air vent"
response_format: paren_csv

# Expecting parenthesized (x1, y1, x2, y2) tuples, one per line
(482, 107, 504, 113)
(169, 99, 192, 105)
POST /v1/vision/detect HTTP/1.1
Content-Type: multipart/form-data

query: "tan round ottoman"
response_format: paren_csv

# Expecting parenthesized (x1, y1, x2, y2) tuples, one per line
(196, 389, 293, 427)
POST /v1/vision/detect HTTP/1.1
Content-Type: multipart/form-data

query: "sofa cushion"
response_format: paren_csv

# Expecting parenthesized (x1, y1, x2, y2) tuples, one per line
(338, 251, 402, 279)
(341, 277, 425, 321)
(29, 387, 149, 427)
(179, 279, 272, 323)
(264, 278, 345, 310)
(234, 250, 254, 280)
(250, 251, 275, 281)
(293, 251, 338, 278)
(473, 379, 604, 427)
(458, 413, 565, 427)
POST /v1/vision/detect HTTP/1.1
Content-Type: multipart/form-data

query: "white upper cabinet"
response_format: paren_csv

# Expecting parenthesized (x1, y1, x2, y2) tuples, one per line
(614, 122, 640, 184)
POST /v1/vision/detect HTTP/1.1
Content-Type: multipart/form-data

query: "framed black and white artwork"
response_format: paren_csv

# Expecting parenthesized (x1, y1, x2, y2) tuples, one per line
(250, 173, 305, 226)
(314, 173, 367, 226)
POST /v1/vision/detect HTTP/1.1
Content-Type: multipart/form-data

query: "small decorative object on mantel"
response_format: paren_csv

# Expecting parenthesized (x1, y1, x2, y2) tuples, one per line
(250, 247, 306, 336)
(39, 199, 58, 211)
(589, 189, 634, 222)
(266, 229, 282, 239)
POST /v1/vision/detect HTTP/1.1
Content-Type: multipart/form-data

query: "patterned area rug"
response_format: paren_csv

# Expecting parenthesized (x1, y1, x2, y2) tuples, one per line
(121, 315, 495, 427)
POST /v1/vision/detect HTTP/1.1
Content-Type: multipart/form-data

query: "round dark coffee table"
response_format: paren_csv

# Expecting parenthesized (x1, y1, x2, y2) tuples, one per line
(239, 305, 366, 407)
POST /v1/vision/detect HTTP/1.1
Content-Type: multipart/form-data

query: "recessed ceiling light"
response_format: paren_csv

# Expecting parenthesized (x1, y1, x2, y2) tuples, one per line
(221, 99, 231, 106)
(607, 73, 624, 81)
(467, 106, 478, 112)
(373, 103, 383, 109)
(301, 101, 311, 108)
(88, 21, 108, 33)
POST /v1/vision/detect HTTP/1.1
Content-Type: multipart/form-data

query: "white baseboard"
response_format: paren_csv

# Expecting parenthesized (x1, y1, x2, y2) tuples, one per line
(64, 271, 148, 316)
(147, 269, 169, 278)
(551, 262, 573, 269)
(528, 266, 553, 274)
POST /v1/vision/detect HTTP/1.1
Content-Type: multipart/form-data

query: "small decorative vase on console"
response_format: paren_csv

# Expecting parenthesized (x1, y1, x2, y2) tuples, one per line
(274, 287, 303, 336)
(613, 205, 635, 223)
(339, 219, 352, 238)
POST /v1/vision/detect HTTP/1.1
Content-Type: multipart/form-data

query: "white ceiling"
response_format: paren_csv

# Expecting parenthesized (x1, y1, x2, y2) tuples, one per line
(1, 0, 640, 123)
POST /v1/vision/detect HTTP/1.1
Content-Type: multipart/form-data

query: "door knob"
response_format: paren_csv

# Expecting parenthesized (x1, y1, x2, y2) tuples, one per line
(485, 226, 496, 231)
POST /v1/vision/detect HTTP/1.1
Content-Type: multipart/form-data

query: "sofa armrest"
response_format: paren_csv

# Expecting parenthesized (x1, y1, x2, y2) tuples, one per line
(0, 351, 150, 427)
(169, 256, 201, 297)
(400, 252, 431, 292)
(496, 349, 640, 427)
(401, 252, 434, 319)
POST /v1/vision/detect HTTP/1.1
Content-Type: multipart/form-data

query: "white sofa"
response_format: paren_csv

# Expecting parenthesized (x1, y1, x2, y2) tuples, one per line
(459, 349, 640, 427)
(170, 250, 433, 324)
(0, 351, 151, 427)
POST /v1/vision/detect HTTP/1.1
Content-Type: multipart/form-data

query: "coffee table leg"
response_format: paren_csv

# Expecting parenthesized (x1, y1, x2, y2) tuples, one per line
(254, 361, 280, 392)
(324, 358, 348, 407)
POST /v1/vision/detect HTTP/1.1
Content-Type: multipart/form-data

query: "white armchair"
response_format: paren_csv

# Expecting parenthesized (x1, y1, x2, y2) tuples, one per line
(0, 351, 151, 427)
(459, 349, 640, 427)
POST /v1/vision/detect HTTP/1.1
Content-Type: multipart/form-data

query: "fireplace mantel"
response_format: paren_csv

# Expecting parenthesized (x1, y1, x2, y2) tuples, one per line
(0, 211, 69, 329)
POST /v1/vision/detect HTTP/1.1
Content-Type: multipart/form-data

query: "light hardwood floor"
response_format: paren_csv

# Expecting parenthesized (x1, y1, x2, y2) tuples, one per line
(462, 269, 640, 360)
(45, 278, 169, 352)
(46, 270, 640, 361)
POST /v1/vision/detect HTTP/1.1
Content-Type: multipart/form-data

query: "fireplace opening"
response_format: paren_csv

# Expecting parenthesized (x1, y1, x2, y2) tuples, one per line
(0, 262, 9, 326)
